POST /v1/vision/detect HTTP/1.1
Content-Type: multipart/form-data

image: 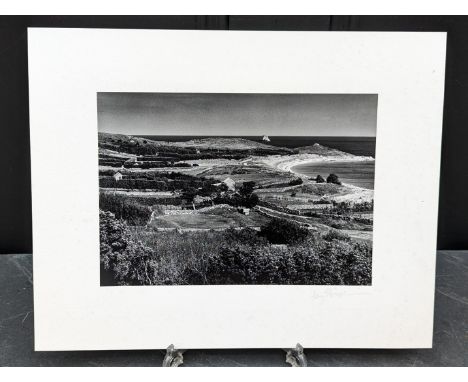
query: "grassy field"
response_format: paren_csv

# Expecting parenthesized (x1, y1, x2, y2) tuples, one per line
(149, 206, 269, 230)
(199, 163, 296, 186)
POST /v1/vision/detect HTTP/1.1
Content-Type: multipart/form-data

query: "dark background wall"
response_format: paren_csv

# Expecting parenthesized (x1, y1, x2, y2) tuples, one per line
(0, 16, 465, 253)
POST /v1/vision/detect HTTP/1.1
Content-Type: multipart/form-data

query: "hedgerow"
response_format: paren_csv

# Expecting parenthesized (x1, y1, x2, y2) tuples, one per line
(100, 212, 372, 286)
(99, 193, 152, 226)
(203, 237, 371, 285)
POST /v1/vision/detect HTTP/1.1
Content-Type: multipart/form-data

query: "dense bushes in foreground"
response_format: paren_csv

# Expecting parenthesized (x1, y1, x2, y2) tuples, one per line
(205, 238, 371, 285)
(100, 211, 157, 285)
(100, 212, 372, 286)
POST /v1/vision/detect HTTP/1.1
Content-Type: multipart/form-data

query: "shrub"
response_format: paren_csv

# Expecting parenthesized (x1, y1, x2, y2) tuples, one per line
(235, 181, 259, 208)
(326, 173, 342, 185)
(99, 177, 169, 190)
(99, 210, 157, 285)
(260, 218, 309, 245)
(288, 177, 303, 186)
(239, 181, 256, 197)
(223, 227, 268, 246)
(242, 193, 259, 208)
(181, 187, 199, 203)
(312, 199, 331, 205)
(352, 200, 374, 212)
(340, 241, 373, 285)
(99, 193, 152, 225)
(322, 229, 352, 242)
(132, 229, 227, 285)
(315, 174, 325, 183)
(205, 243, 279, 284)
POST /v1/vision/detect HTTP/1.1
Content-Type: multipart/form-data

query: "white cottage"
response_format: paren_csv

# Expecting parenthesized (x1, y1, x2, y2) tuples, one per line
(113, 171, 123, 181)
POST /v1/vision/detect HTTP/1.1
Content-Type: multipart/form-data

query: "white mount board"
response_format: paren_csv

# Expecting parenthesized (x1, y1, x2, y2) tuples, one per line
(28, 29, 446, 350)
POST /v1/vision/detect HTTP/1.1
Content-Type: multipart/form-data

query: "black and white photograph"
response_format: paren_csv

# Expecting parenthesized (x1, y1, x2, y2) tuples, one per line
(98, 93, 377, 286)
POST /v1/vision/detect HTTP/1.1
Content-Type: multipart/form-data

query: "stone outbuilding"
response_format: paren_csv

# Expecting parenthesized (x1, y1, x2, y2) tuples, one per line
(113, 171, 123, 181)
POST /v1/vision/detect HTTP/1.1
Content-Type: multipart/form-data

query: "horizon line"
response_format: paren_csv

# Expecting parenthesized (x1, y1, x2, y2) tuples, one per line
(100, 132, 376, 138)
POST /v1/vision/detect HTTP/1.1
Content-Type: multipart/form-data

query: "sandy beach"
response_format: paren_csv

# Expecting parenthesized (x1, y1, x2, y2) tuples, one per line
(252, 153, 375, 173)
(248, 153, 376, 204)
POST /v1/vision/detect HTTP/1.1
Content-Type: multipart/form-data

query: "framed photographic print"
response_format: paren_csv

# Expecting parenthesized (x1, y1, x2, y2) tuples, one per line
(28, 29, 446, 350)
(97, 92, 377, 287)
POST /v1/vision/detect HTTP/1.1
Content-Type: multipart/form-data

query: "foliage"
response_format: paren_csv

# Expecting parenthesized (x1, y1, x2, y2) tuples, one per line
(239, 181, 256, 196)
(350, 200, 374, 212)
(99, 210, 157, 285)
(288, 177, 303, 186)
(181, 186, 198, 203)
(128, 161, 193, 169)
(322, 229, 352, 243)
(260, 217, 309, 245)
(100, 177, 168, 191)
(223, 227, 268, 246)
(99, 192, 152, 226)
(99, 171, 222, 198)
(204, 236, 372, 285)
(241, 193, 259, 208)
(129, 229, 226, 285)
(205, 243, 279, 284)
(326, 173, 342, 185)
(321, 200, 374, 215)
(235, 181, 259, 208)
(312, 199, 331, 205)
(100, 217, 372, 286)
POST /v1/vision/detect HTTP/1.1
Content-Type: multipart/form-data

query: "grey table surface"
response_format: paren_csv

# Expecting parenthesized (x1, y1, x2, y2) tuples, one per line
(0, 251, 467, 367)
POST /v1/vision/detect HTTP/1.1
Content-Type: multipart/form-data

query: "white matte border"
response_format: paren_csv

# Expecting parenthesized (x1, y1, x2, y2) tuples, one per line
(28, 29, 446, 350)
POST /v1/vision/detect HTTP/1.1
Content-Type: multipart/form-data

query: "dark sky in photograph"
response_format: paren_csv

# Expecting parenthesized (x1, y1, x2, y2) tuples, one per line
(97, 93, 377, 137)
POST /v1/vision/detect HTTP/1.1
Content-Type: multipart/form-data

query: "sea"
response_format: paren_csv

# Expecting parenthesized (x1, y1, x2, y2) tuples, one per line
(292, 161, 375, 190)
(137, 135, 376, 190)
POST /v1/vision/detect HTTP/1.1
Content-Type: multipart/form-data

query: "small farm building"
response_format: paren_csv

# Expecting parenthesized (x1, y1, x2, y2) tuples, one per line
(113, 171, 123, 181)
